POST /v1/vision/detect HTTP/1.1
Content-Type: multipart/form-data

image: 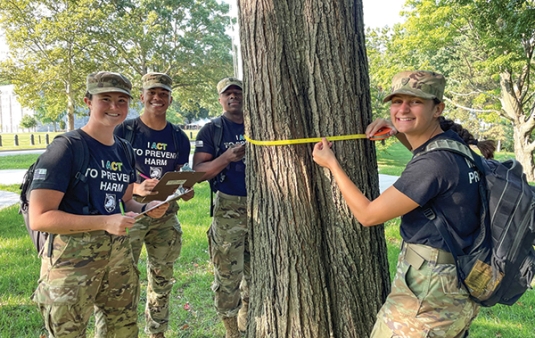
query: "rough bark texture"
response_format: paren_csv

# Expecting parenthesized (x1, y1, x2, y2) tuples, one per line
(238, 0, 391, 337)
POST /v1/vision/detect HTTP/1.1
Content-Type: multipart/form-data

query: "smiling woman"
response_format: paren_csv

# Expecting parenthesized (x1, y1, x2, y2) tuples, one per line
(27, 70, 170, 337)
(312, 70, 496, 337)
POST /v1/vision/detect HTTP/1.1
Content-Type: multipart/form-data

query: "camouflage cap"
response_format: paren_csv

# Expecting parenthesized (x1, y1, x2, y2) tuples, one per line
(383, 70, 446, 103)
(142, 72, 173, 92)
(86, 71, 133, 98)
(217, 77, 243, 94)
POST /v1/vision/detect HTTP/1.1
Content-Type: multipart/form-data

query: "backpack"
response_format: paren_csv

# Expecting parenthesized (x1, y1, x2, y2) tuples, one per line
(19, 130, 90, 257)
(418, 138, 535, 307)
(19, 130, 134, 257)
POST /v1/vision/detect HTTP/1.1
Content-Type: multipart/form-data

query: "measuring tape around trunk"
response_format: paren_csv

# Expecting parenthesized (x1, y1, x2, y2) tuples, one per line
(244, 128, 391, 146)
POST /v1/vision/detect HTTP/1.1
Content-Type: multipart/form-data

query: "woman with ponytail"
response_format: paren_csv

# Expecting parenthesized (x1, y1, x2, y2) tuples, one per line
(313, 70, 488, 337)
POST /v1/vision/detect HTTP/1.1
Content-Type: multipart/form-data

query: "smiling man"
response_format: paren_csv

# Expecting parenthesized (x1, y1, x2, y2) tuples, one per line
(112, 72, 193, 338)
(193, 78, 248, 338)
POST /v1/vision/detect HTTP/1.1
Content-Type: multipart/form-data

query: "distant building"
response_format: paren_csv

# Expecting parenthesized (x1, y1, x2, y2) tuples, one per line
(185, 117, 211, 130)
(0, 85, 36, 133)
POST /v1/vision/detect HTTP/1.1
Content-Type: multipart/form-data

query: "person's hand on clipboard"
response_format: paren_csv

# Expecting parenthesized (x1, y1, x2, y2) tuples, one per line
(142, 200, 170, 218)
(180, 188, 195, 201)
(134, 171, 160, 197)
(135, 188, 193, 219)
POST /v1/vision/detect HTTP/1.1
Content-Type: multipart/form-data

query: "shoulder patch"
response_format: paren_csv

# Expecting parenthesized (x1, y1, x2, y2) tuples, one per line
(195, 140, 204, 147)
(33, 168, 47, 181)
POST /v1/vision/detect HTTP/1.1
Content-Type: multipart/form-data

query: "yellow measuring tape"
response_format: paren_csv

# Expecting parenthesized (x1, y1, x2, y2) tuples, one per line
(244, 128, 391, 146)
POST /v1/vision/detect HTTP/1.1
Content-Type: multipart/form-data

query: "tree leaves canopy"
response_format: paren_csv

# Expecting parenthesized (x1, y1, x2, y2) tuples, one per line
(0, 0, 234, 129)
(366, 0, 535, 155)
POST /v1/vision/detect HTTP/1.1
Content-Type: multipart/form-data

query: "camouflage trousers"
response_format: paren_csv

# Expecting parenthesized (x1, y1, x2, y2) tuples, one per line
(32, 231, 140, 338)
(128, 202, 183, 335)
(370, 243, 480, 337)
(208, 191, 249, 318)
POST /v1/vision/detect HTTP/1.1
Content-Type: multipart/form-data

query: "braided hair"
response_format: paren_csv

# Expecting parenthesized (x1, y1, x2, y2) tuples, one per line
(438, 116, 496, 159)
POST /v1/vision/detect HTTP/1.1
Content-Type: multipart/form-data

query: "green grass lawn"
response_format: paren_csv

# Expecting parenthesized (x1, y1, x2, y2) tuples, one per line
(0, 141, 533, 337)
(0, 132, 62, 151)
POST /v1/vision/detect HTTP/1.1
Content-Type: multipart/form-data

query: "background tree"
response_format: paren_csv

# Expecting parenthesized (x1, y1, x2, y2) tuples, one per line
(0, 0, 234, 131)
(371, 0, 535, 179)
(238, 0, 390, 337)
(19, 114, 37, 131)
(0, 0, 97, 131)
(85, 0, 234, 114)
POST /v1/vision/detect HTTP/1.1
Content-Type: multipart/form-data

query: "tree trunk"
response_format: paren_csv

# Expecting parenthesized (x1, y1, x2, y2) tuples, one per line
(67, 91, 75, 131)
(500, 72, 535, 182)
(238, 1, 391, 337)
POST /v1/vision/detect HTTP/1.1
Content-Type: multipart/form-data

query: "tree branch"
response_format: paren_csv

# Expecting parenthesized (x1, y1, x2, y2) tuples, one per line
(443, 96, 500, 114)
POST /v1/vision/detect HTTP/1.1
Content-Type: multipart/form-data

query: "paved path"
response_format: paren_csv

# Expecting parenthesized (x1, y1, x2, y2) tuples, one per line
(0, 170, 26, 210)
(0, 169, 397, 210)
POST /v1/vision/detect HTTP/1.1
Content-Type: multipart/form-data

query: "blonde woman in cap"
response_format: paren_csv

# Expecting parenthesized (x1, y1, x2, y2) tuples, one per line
(29, 71, 169, 337)
(313, 70, 494, 337)
(113, 72, 193, 338)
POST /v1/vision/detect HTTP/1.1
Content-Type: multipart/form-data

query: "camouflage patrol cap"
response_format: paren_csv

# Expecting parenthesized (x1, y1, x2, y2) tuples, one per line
(86, 71, 133, 98)
(383, 70, 446, 103)
(217, 77, 243, 94)
(142, 72, 173, 92)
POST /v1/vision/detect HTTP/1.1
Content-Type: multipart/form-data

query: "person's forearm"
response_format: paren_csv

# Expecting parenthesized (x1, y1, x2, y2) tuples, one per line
(124, 198, 144, 213)
(195, 156, 231, 181)
(30, 210, 109, 234)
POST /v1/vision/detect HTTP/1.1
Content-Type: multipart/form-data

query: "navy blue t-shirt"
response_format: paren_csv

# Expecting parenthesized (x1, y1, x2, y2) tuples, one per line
(30, 130, 136, 216)
(393, 130, 482, 252)
(195, 115, 246, 196)
(115, 117, 191, 182)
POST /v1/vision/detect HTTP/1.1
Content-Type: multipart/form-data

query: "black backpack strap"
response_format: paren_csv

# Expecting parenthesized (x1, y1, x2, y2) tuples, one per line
(170, 123, 190, 168)
(417, 139, 486, 173)
(46, 129, 91, 256)
(423, 206, 464, 288)
(419, 138, 490, 287)
(122, 118, 138, 145)
(212, 116, 224, 158)
(115, 135, 136, 169)
(209, 116, 224, 216)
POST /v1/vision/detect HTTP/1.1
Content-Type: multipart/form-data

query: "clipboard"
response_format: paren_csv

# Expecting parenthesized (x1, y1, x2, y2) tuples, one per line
(139, 171, 205, 203)
(135, 188, 193, 219)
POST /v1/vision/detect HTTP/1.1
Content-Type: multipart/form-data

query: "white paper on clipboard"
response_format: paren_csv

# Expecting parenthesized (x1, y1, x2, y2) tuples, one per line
(135, 188, 192, 219)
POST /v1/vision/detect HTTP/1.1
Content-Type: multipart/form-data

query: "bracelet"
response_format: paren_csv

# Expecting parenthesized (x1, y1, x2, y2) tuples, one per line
(141, 204, 147, 212)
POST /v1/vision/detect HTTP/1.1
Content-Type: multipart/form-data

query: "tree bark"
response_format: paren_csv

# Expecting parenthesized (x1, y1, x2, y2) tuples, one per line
(500, 72, 535, 181)
(238, 1, 391, 337)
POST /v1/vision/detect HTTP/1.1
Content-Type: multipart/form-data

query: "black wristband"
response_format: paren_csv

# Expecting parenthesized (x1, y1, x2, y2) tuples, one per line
(141, 204, 147, 213)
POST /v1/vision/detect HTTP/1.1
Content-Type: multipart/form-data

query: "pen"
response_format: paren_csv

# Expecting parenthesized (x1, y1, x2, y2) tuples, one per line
(119, 200, 129, 234)
(138, 171, 151, 180)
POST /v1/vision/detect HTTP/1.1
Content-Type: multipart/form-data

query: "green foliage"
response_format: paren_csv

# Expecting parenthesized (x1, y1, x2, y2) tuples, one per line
(0, 0, 102, 130)
(366, 0, 535, 177)
(85, 0, 234, 114)
(0, 0, 234, 130)
(19, 114, 37, 131)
